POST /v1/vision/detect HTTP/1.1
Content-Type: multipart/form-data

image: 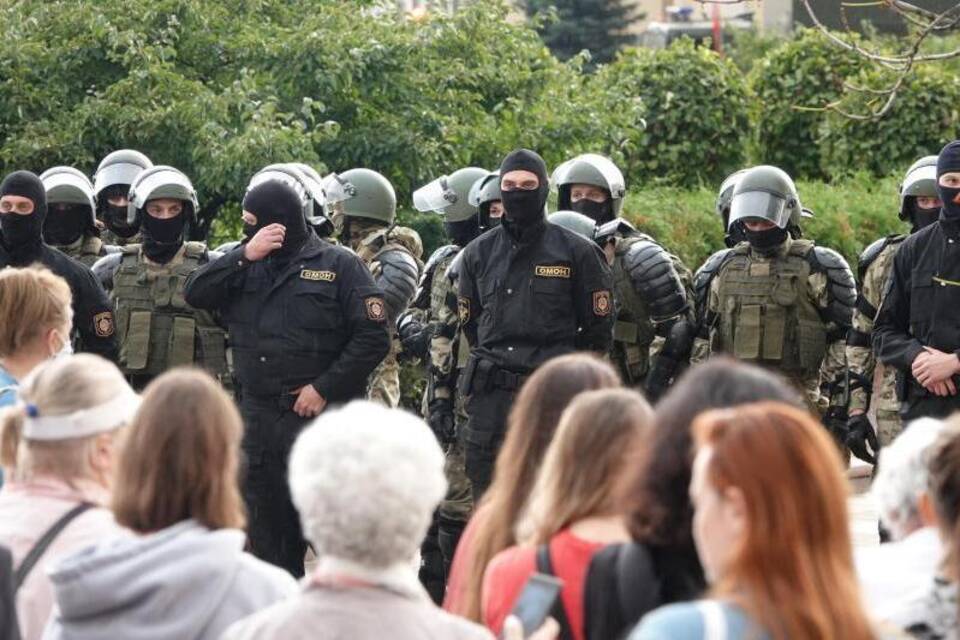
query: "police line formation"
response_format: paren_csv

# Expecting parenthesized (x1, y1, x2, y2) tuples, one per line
(1, 141, 959, 584)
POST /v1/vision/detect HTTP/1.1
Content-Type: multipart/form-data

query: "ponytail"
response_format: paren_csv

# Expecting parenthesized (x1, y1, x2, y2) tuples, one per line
(0, 404, 24, 468)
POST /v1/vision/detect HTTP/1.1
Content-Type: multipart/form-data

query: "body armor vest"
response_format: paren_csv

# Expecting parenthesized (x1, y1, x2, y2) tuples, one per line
(713, 239, 826, 376)
(611, 236, 659, 382)
(112, 242, 228, 380)
(60, 235, 105, 268)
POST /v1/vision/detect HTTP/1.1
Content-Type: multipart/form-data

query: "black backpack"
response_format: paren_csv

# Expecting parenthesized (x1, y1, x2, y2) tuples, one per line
(583, 543, 663, 640)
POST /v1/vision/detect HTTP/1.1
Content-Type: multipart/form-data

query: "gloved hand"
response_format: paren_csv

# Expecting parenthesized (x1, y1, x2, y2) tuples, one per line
(427, 398, 456, 447)
(845, 412, 879, 465)
(397, 312, 430, 361)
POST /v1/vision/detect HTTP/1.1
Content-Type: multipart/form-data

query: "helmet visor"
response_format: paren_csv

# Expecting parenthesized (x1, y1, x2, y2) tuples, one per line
(321, 173, 356, 205)
(728, 191, 791, 230)
(413, 176, 457, 213)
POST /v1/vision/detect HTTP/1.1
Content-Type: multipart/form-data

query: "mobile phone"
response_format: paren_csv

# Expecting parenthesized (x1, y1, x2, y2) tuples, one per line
(509, 572, 564, 637)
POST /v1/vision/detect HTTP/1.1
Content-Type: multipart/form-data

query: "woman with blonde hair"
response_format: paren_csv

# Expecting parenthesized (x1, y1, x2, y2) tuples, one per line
(0, 354, 133, 640)
(633, 403, 878, 640)
(0, 266, 73, 411)
(43, 368, 297, 640)
(481, 388, 653, 640)
(444, 353, 620, 619)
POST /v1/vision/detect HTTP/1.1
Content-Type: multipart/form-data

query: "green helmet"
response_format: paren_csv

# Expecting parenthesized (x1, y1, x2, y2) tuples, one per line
(93, 149, 153, 200)
(413, 167, 487, 222)
(332, 168, 397, 225)
(899, 155, 939, 221)
(728, 165, 803, 231)
(716, 169, 748, 222)
(40, 166, 97, 228)
(549, 210, 598, 242)
(552, 153, 626, 218)
(127, 166, 198, 227)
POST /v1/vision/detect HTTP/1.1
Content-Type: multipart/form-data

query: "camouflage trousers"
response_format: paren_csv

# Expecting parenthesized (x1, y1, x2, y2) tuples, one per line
(368, 337, 401, 408)
(875, 365, 903, 447)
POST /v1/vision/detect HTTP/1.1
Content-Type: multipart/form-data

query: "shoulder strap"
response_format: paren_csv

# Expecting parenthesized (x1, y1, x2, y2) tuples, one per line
(14, 502, 93, 591)
(697, 601, 728, 640)
(535, 544, 575, 640)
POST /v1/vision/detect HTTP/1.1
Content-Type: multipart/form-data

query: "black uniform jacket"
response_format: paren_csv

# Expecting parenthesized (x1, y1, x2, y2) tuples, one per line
(184, 236, 391, 403)
(0, 242, 117, 361)
(457, 217, 615, 373)
(875, 214, 960, 372)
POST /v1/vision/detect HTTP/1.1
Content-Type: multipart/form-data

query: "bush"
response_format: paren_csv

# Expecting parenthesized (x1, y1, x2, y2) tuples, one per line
(819, 65, 960, 179)
(595, 38, 750, 188)
(748, 28, 864, 179)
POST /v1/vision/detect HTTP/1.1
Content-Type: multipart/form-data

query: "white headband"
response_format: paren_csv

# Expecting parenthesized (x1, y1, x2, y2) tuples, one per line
(22, 391, 141, 441)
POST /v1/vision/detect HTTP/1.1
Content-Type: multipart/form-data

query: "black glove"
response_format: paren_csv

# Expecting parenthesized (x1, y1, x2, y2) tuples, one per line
(427, 398, 456, 446)
(397, 313, 431, 361)
(845, 413, 879, 465)
(643, 356, 678, 404)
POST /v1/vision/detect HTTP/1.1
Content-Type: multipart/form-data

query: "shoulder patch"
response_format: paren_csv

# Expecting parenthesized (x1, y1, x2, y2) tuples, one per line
(365, 297, 387, 322)
(593, 289, 613, 317)
(535, 265, 572, 279)
(301, 269, 336, 282)
(93, 311, 115, 337)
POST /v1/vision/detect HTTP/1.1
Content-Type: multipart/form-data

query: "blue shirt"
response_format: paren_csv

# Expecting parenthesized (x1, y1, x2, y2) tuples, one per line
(0, 365, 17, 408)
(630, 600, 770, 640)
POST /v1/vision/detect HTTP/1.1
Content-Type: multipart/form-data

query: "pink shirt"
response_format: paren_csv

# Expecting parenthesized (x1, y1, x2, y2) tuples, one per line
(0, 476, 128, 640)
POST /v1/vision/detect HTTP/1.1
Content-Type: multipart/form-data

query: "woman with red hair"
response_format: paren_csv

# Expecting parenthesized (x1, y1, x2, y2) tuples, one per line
(632, 402, 880, 640)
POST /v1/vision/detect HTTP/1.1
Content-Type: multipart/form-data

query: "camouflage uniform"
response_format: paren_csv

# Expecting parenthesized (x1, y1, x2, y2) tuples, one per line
(100, 229, 141, 247)
(56, 234, 113, 268)
(693, 237, 855, 415)
(353, 221, 423, 407)
(848, 236, 906, 446)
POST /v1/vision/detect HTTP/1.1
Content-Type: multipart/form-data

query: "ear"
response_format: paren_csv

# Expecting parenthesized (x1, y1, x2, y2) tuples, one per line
(89, 431, 116, 484)
(917, 491, 939, 528)
(722, 485, 748, 535)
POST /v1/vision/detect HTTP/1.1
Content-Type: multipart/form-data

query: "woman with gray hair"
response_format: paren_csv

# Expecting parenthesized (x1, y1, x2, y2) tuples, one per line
(857, 418, 945, 615)
(223, 400, 495, 640)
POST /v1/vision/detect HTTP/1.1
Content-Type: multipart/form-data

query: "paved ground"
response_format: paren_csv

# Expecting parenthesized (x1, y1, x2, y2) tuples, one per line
(850, 460, 880, 549)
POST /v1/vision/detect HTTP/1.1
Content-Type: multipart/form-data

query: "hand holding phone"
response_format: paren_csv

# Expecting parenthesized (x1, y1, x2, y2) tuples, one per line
(504, 572, 563, 639)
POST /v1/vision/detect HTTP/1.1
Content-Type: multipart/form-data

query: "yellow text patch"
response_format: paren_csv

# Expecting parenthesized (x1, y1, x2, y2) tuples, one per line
(300, 269, 337, 282)
(535, 265, 571, 279)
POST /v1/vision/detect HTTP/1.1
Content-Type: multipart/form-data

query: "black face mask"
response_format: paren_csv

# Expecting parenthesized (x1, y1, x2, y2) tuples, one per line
(501, 189, 545, 227)
(141, 213, 186, 264)
(104, 205, 139, 239)
(743, 224, 788, 255)
(444, 219, 480, 248)
(242, 179, 309, 260)
(938, 186, 960, 222)
(911, 202, 941, 232)
(43, 204, 90, 246)
(0, 212, 41, 254)
(570, 198, 614, 225)
(478, 203, 502, 232)
(499, 149, 549, 230)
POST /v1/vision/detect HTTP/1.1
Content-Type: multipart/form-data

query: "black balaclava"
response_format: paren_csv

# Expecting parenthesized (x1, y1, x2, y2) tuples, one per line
(445, 218, 480, 248)
(499, 149, 549, 231)
(907, 198, 941, 232)
(242, 179, 309, 261)
(741, 221, 788, 256)
(936, 140, 960, 223)
(44, 203, 92, 246)
(100, 184, 139, 239)
(478, 202, 502, 232)
(141, 202, 188, 264)
(0, 170, 47, 263)
(567, 187, 614, 225)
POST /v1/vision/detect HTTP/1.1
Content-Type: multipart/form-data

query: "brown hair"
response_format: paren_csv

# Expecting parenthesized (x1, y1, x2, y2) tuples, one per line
(111, 368, 245, 533)
(693, 403, 874, 640)
(455, 353, 620, 621)
(0, 265, 72, 357)
(927, 416, 960, 607)
(519, 388, 652, 545)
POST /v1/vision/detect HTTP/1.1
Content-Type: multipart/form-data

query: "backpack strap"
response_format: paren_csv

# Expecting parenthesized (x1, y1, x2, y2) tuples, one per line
(535, 544, 575, 640)
(14, 502, 93, 591)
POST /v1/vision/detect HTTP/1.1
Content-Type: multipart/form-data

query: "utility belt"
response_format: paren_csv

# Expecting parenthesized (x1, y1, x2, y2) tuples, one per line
(459, 355, 529, 396)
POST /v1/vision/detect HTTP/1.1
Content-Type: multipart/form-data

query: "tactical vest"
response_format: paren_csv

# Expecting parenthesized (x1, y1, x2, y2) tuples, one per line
(60, 235, 104, 268)
(713, 239, 826, 376)
(611, 236, 659, 382)
(112, 242, 228, 380)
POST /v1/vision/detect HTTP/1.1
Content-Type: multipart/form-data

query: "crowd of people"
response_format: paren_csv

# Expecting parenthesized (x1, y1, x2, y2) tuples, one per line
(0, 135, 958, 639)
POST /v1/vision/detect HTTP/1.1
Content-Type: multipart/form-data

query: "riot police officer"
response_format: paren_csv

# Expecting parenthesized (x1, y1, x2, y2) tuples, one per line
(92, 166, 229, 390)
(326, 168, 422, 408)
(40, 167, 115, 268)
(92, 149, 153, 246)
(693, 165, 855, 427)
(845, 156, 941, 463)
(554, 154, 695, 401)
(401, 166, 487, 601)
(184, 179, 391, 576)
(470, 170, 504, 234)
(0, 170, 117, 360)
(875, 141, 960, 421)
(457, 149, 615, 498)
(715, 168, 749, 247)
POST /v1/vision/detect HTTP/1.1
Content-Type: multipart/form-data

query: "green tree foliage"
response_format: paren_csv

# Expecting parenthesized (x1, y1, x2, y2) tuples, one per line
(819, 65, 960, 179)
(526, 0, 639, 65)
(748, 28, 865, 180)
(595, 39, 750, 188)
